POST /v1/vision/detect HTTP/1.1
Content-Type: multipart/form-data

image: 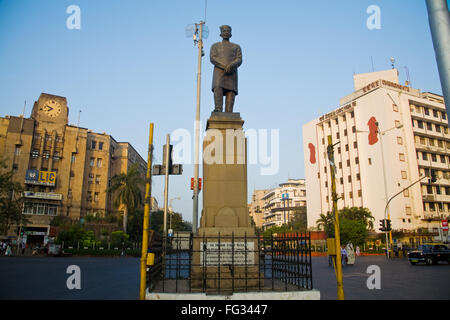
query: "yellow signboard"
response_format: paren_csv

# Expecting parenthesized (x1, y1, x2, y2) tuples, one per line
(38, 171, 57, 184)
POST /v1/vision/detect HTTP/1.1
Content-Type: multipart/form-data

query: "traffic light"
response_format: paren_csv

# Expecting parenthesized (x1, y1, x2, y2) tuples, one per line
(190, 178, 195, 190)
(379, 219, 386, 232)
(198, 178, 202, 191)
(386, 219, 392, 232)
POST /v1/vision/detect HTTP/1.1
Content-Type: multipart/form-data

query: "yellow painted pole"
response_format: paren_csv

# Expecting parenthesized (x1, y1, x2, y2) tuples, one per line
(327, 136, 344, 300)
(140, 123, 154, 300)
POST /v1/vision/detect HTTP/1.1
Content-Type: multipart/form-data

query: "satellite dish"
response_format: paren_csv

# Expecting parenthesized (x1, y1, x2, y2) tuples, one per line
(185, 23, 209, 40)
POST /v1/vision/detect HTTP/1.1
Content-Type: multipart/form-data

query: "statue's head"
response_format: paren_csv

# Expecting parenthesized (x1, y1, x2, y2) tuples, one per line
(219, 25, 232, 40)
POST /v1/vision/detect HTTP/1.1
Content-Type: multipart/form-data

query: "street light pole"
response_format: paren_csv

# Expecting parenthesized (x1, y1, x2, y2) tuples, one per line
(376, 122, 392, 258)
(192, 21, 205, 234)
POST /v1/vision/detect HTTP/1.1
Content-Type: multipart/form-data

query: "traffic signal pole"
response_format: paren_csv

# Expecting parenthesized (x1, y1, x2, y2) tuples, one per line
(140, 123, 154, 300)
(327, 136, 344, 300)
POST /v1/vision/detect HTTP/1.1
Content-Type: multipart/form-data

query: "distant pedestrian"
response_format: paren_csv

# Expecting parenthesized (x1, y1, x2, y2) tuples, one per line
(356, 246, 361, 256)
(341, 246, 347, 266)
(5, 243, 12, 256)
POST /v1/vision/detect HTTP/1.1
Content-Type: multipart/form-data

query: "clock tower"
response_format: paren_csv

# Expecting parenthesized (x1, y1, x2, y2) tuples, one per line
(31, 93, 69, 129)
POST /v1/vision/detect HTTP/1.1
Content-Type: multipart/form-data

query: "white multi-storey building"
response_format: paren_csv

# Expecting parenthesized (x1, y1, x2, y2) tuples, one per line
(303, 69, 448, 234)
(261, 179, 307, 230)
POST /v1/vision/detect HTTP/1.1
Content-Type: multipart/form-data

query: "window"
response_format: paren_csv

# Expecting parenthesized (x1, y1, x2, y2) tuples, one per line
(427, 185, 433, 194)
(358, 190, 362, 197)
(355, 157, 359, 164)
(344, 129, 347, 136)
(99, 142, 104, 150)
(418, 120, 424, 129)
(405, 207, 412, 216)
(420, 137, 426, 145)
(325, 181, 328, 188)
(401, 171, 407, 179)
(438, 140, 444, 148)
(97, 158, 102, 168)
(431, 153, 437, 162)
(442, 112, 447, 120)
(397, 137, 403, 145)
(422, 152, 428, 160)
(399, 153, 405, 162)
(395, 120, 401, 128)
(427, 122, 432, 130)
(53, 152, 60, 160)
(345, 144, 349, 151)
(433, 109, 438, 117)
(429, 202, 435, 211)
(87, 192, 92, 202)
(15, 147, 21, 156)
(335, 118, 339, 125)
(356, 173, 361, 181)
(322, 138, 325, 145)
(338, 147, 341, 154)
(71, 154, 76, 163)
(368, 158, 372, 165)
(429, 139, 435, 146)
(91, 141, 96, 150)
(351, 111, 354, 118)
(324, 166, 327, 173)
(349, 191, 353, 199)
(436, 124, 441, 133)
(340, 177, 343, 185)
(393, 104, 398, 112)
(336, 132, 340, 139)
(43, 152, 50, 160)
(436, 185, 441, 195)
(347, 159, 350, 167)
(90, 158, 95, 167)
(31, 150, 39, 159)
(440, 155, 446, 163)
(353, 141, 358, 148)
(94, 192, 99, 202)
(424, 107, 430, 115)
(339, 162, 342, 169)
(404, 189, 409, 197)
(348, 175, 352, 183)
(96, 175, 101, 184)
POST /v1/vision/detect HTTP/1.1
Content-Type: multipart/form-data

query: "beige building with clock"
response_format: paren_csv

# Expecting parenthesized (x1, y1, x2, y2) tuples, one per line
(0, 93, 147, 244)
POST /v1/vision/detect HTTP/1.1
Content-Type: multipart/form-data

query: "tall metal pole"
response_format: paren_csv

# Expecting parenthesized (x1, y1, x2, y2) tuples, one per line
(377, 124, 391, 258)
(163, 134, 170, 240)
(192, 22, 204, 234)
(426, 0, 450, 112)
(327, 136, 344, 300)
(140, 123, 154, 300)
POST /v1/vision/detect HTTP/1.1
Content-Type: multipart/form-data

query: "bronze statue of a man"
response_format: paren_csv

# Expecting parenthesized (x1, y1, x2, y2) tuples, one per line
(210, 25, 242, 113)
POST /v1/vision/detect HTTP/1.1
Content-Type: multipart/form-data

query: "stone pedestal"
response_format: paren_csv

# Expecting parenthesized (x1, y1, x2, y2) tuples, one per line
(191, 112, 261, 291)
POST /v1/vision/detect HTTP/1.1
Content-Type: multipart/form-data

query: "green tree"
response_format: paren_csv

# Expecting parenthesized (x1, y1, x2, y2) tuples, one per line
(339, 207, 375, 230)
(287, 207, 307, 232)
(107, 163, 144, 234)
(0, 157, 29, 235)
(315, 212, 334, 237)
(316, 207, 374, 246)
(149, 210, 192, 234)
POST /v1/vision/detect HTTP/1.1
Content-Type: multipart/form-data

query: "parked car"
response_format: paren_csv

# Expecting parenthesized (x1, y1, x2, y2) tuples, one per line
(407, 243, 450, 265)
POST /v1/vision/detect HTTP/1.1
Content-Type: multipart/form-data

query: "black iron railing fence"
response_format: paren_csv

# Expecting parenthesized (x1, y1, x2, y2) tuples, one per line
(147, 232, 313, 294)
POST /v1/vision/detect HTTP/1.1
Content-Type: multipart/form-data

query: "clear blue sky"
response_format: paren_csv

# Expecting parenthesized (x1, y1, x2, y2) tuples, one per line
(0, 0, 446, 223)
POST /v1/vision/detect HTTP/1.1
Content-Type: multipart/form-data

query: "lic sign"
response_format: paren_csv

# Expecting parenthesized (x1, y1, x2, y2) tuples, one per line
(25, 169, 57, 186)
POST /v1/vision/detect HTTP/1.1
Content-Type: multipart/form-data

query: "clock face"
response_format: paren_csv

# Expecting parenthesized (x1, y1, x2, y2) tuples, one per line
(43, 99, 62, 118)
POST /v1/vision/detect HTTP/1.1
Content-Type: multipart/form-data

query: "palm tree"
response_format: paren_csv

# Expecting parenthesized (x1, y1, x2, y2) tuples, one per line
(316, 212, 334, 237)
(107, 163, 144, 233)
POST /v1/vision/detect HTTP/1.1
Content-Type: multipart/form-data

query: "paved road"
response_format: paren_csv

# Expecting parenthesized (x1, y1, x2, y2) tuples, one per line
(1, 255, 449, 300)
